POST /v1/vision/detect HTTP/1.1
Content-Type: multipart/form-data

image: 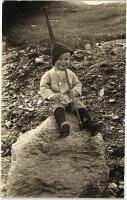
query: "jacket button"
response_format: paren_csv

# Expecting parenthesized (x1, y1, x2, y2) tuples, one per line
(59, 82, 62, 86)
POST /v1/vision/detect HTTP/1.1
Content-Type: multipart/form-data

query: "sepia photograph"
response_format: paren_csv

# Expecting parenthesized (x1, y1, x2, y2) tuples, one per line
(1, 0, 126, 198)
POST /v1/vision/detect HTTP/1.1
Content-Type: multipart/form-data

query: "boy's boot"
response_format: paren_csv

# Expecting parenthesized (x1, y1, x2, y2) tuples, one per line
(75, 108, 102, 136)
(53, 107, 70, 137)
(86, 120, 103, 137)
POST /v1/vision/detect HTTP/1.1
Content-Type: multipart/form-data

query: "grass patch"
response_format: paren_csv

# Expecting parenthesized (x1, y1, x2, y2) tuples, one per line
(3, 2, 126, 48)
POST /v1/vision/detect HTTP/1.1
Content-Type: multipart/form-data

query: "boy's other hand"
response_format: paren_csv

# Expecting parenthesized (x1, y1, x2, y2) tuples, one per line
(48, 93, 61, 101)
(69, 90, 78, 98)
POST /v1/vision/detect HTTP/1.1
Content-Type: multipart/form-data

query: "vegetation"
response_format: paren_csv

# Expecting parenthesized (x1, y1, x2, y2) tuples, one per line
(3, 1, 125, 48)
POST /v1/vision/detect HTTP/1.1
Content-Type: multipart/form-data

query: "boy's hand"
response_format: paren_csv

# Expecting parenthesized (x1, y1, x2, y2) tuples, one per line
(48, 93, 61, 101)
(69, 90, 78, 98)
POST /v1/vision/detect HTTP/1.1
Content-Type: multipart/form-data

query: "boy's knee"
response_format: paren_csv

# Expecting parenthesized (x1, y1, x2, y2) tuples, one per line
(52, 103, 65, 112)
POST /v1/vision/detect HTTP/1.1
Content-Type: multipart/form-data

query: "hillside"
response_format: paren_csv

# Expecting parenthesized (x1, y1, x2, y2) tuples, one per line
(2, 1, 125, 47)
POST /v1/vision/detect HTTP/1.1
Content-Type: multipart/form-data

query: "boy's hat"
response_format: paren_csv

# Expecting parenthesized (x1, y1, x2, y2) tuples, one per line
(52, 42, 73, 65)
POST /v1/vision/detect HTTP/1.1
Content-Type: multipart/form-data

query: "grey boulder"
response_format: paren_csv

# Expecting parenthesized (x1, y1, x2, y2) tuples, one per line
(7, 113, 109, 197)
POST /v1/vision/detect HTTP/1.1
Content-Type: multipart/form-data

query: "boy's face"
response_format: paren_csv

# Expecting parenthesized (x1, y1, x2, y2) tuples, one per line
(55, 52, 71, 70)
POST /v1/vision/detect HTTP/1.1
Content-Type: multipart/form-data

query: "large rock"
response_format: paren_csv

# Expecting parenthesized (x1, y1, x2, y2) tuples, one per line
(7, 114, 109, 197)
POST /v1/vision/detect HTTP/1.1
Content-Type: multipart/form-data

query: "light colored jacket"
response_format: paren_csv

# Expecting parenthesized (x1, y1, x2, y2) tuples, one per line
(40, 67, 82, 104)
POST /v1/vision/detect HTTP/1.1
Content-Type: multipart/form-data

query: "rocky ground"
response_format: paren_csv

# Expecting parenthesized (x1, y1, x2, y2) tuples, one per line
(1, 39, 125, 197)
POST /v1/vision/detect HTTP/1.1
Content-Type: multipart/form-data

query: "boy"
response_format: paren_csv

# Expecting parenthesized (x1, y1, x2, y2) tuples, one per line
(40, 42, 101, 137)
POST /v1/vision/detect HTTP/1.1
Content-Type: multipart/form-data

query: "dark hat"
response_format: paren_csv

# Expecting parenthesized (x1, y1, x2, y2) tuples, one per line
(51, 42, 73, 65)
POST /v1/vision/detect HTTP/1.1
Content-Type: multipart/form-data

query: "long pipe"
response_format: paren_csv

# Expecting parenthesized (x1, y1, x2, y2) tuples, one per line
(65, 68, 83, 126)
(42, 4, 55, 45)
(43, 4, 82, 127)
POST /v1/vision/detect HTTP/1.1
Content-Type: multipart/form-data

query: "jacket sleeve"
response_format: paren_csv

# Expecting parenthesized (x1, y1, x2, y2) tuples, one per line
(72, 72, 82, 96)
(40, 71, 54, 99)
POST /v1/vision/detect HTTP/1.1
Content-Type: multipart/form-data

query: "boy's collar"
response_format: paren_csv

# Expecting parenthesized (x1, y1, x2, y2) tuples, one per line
(53, 66, 69, 71)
